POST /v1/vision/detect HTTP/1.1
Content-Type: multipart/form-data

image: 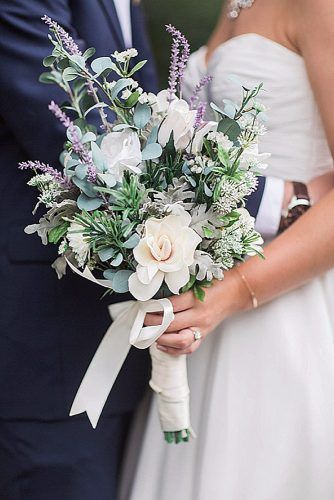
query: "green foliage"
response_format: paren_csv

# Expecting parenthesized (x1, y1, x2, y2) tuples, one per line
(48, 222, 70, 244)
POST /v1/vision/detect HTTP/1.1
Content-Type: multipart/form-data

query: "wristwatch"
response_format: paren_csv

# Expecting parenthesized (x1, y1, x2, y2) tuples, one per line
(278, 181, 312, 233)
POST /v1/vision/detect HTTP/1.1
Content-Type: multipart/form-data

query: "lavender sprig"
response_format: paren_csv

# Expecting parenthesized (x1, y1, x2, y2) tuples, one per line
(48, 101, 96, 174)
(18, 160, 71, 188)
(166, 25, 190, 98)
(42, 15, 82, 56)
(194, 102, 207, 128)
(189, 75, 213, 110)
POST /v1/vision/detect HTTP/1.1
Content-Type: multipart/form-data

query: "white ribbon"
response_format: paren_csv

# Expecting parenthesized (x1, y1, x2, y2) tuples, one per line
(67, 260, 192, 435)
(69, 297, 174, 428)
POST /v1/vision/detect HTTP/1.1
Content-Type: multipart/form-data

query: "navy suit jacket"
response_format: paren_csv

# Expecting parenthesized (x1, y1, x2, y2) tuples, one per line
(0, 0, 265, 419)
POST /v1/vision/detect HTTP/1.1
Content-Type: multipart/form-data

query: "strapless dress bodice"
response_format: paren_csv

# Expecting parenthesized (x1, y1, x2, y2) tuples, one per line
(183, 34, 333, 182)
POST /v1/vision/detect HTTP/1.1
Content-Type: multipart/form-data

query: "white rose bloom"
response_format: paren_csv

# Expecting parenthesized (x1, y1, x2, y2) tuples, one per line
(101, 129, 142, 182)
(128, 207, 202, 301)
(67, 222, 90, 267)
(153, 90, 197, 151)
(239, 143, 271, 170)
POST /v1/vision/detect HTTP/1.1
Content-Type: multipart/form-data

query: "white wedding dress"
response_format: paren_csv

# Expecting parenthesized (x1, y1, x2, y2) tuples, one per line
(129, 34, 334, 500)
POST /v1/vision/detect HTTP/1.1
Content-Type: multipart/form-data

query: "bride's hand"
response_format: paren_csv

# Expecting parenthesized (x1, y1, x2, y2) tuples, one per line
(144, 271, 250, 356)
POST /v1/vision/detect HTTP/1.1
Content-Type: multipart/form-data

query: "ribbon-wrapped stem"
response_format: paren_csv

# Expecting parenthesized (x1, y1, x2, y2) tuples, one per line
(149, 343, 193, 444)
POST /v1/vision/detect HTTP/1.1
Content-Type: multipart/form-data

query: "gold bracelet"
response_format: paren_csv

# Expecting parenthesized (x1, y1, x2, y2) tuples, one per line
(235, 266, 259, 309)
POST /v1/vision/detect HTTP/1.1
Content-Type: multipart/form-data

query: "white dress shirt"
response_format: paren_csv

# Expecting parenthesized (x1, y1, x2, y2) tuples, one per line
(113, 0, 133, 48)
(112, 1, 283, 238)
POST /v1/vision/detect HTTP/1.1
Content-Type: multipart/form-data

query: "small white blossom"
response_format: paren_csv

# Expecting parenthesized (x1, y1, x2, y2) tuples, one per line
(112, 48, 138, 63)
(121, 89, 132, 100)
(139, 92, 157, 105)
(252, 100, 267, 113)
(67, 222, 90, 268)
(207, 131, 233, 151)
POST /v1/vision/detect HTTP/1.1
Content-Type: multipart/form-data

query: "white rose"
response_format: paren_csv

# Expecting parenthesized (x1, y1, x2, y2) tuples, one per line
(101, 129, 142, 182)
(154, 90, 197, 151)
(128, 207, 202, 301)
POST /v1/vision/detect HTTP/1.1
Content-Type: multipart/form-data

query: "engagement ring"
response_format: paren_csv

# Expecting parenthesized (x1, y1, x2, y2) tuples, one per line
(192, 329, 202, 341)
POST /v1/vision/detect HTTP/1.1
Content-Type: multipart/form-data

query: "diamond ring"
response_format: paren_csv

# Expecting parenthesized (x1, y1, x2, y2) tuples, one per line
(192, 329, 202, 342)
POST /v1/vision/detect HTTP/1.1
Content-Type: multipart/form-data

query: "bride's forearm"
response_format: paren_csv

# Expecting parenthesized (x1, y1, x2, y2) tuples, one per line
(237, 188, 334, 310)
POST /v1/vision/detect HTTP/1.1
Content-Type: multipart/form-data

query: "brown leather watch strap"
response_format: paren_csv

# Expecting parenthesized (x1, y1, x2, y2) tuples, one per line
(279, 181, 311, 233)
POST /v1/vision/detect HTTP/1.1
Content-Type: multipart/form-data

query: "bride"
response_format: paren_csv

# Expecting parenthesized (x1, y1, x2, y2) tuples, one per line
(129, 1, 334, 498)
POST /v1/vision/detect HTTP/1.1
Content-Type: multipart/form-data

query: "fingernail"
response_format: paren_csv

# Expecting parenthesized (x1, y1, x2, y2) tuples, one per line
(157, 345, 168, 352)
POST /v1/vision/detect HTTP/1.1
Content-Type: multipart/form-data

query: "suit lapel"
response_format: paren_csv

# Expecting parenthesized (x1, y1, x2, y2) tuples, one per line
(97, 0, 125, 49)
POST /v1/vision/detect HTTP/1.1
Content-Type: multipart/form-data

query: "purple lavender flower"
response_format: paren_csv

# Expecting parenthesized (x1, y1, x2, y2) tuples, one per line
(189, 75, 213, 110)
(48, 101, 94, 168)
(18, 160, 71, 188)
(87, 165, 98, 183)
(166, 25, 191, 98)
(42, 15, 82, 56)
(194, 102, 207, 128)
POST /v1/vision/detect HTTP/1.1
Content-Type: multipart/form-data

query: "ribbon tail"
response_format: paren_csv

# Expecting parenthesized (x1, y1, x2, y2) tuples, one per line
(70, 307, 137, 428)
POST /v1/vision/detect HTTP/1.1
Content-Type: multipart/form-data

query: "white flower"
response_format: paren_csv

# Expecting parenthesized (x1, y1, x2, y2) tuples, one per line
(139, 92, 157, 105)
(207, 131, 233, 151)
(101, 129, 142, 182)
(67, 222, 90, 267)
(128, 207, 202, 300)
(121, 89, 132, 100)
(154, 90, 197, 151)
(239, 143, 271, 170)
(190, 121, 217, 154)
(112, 48, 138, 63)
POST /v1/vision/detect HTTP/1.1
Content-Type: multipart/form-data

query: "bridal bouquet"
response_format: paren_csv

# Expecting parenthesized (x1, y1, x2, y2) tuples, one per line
(20, 18, 267, 443)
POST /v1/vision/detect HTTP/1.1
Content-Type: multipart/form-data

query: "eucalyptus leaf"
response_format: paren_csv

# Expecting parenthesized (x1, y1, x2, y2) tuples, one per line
(67, 125, 82, 142)
(112, 124, 135, 132)
(91, 142, 106, 171)
(133, 102, 151, 129)
(75, 164, 88, 180)
(69, 54, 86, 70)
(147, 125, 158, 145)
(110, 253, 123, 267)
(83, 47, 96, 61)
(39, 72, 60, 85)
(217, 117, 241, 143)
(110, 78, 132, 100)
(43, 55, 56, 67)
(204, 183, 213, 197)
(83, 102, 108, 118)
(91, 56, 113, 76)
(97, 173, 117, 187)
(127, 60, 147, 77)
(77, 193, 103, 211)
(103, 269, 116, 281)
(81, 132, 97, 144)
(210, 102, 225, 116)
(112, 270, 133, 293)
(63, 67, 79, 82)
(72, 176, 98, 197)
(98, 247, 116, 262)
(123, 233, 140, 249)
(142, 142, 162, 161)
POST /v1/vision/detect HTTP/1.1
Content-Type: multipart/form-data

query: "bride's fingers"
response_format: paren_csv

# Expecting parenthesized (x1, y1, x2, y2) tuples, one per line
(156, 329, 194, 349)
(145, 309, 196, 332)
(157, 337, 202, 356)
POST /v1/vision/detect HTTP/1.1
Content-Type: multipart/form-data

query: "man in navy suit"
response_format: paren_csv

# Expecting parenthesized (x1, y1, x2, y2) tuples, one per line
(0, 1, 270, 499)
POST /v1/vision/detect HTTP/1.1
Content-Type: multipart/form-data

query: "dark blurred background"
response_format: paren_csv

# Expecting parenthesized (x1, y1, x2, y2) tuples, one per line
(143, 0, 222, 86)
